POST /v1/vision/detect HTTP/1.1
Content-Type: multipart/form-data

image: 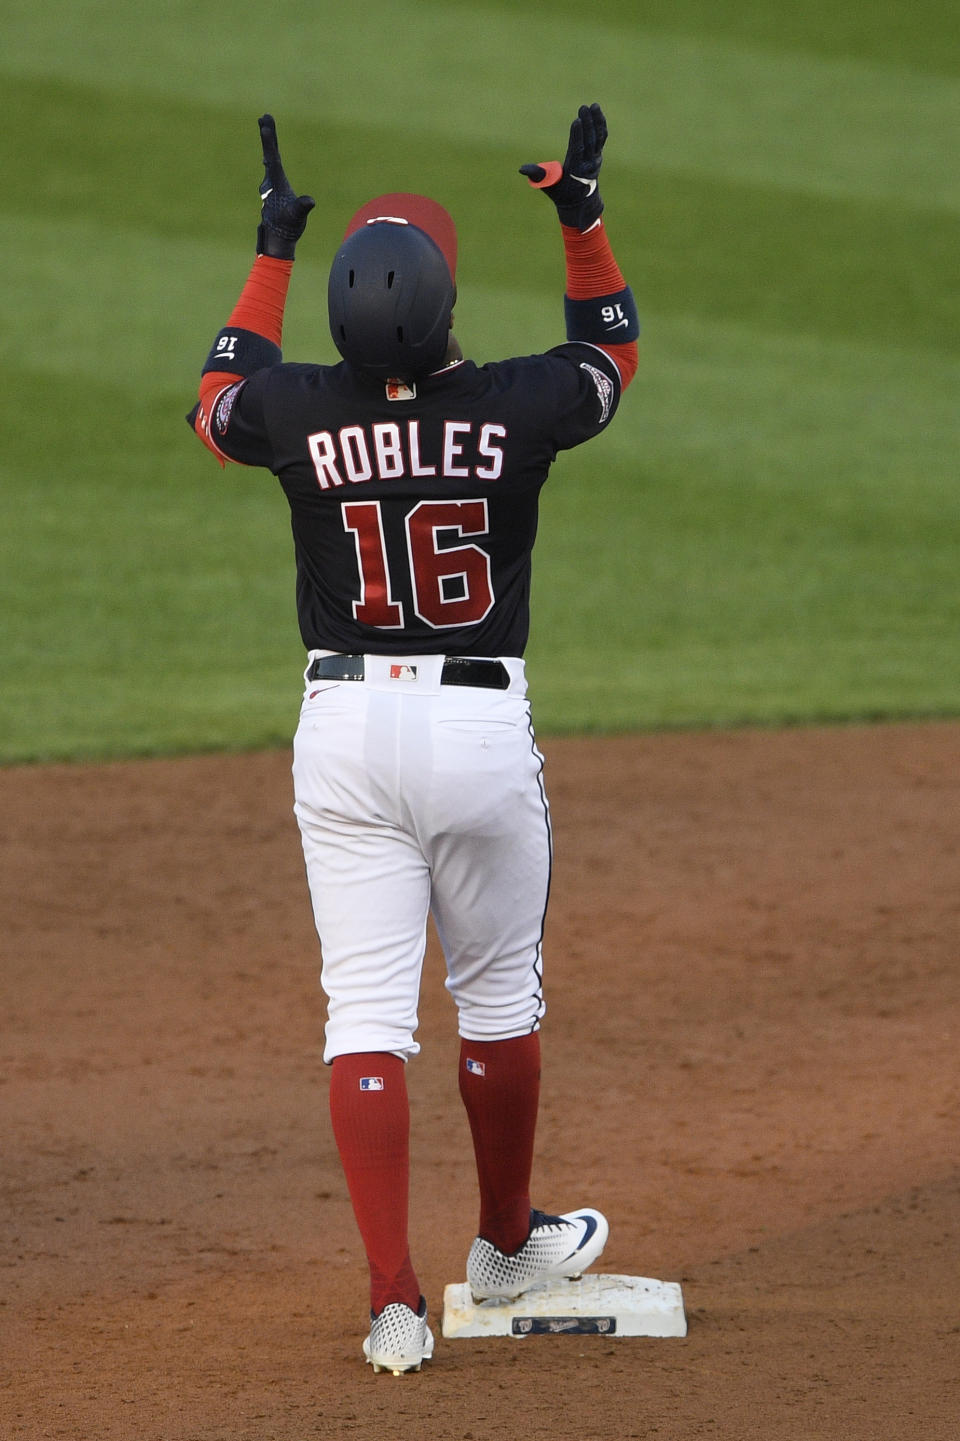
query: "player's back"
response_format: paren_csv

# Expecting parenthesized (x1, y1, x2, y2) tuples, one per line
(245, 347, 621, 656)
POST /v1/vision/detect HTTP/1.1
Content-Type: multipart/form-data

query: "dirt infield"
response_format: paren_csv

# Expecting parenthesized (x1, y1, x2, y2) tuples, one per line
(3, 723, 958, 1440)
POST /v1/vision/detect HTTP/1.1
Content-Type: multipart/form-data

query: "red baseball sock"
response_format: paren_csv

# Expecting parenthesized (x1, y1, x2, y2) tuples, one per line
(458, 1033, 541, 1254)
(328, 1052, 420, 1315)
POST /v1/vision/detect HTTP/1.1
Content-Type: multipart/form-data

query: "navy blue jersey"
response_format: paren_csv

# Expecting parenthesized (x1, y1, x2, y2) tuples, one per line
(209, 342, 623, 657)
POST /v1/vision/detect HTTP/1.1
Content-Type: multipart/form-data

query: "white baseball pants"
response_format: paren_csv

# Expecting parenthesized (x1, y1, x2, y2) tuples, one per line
(292, 653, 552, 1062)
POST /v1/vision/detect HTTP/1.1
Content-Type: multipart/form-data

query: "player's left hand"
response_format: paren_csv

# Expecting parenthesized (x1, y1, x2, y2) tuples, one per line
(520, 102, 607, 231)
(256, 114, 316, 259)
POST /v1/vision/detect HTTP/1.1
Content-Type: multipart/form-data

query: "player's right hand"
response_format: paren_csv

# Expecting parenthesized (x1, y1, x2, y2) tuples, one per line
(520, 103, 607, 231)
(256, 114, 316, 259)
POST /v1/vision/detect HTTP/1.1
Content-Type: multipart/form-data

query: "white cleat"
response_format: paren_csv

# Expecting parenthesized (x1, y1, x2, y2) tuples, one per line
(362, 1299, 434, 1375)
(467, 1207, 609, 1302)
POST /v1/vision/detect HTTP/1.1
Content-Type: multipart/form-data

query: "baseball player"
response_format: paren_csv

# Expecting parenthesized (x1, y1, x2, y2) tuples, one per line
(188, 104, 638, 1374)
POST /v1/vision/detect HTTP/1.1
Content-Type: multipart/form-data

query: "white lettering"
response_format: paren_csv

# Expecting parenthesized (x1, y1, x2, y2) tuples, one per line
(408, 420, 436, 476)
(306, 420, 507, 490)
(476, 423, 506, 481)
(340, 426, 373, 484)
(308, 430, 344, 489)
(443, 420, 471, 478)
(373, 422, 404, 480)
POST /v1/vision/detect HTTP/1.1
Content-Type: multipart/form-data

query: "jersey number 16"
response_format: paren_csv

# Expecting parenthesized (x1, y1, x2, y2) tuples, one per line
(343, 498, 495, 630)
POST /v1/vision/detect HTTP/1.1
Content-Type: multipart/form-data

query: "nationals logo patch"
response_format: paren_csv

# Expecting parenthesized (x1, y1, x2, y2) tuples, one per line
(213, 381, 244, 435)
(579, 363, 614, 425)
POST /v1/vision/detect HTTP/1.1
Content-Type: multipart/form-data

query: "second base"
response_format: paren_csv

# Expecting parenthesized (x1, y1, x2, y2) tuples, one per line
(441, 1274, 686, 1339)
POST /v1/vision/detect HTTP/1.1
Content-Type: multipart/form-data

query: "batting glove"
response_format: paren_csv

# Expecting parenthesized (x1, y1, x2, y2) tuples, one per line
(256, 114, 316, 259)
(520, 103, 607, 231)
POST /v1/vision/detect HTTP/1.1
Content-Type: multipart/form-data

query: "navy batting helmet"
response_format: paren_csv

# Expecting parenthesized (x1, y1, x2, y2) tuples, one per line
(328, 194, 458, 382)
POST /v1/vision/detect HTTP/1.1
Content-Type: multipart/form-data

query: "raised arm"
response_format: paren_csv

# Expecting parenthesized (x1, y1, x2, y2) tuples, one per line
(521, 103, 639, 387)
(188, 115, 314, 462)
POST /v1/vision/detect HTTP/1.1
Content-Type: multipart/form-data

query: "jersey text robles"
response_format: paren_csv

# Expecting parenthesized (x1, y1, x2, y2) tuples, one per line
(308, 419, 508, 489)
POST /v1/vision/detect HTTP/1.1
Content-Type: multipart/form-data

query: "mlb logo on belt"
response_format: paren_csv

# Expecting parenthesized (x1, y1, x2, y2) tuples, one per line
(359, 1076, 384, 1091)
(390, 664, 418, 681)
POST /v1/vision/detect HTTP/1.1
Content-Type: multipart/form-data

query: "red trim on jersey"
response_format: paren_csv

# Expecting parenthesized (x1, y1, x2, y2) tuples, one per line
(193, 372, 243, 464)
(594, 339, 639, 387)
(561, 221, 639, 388)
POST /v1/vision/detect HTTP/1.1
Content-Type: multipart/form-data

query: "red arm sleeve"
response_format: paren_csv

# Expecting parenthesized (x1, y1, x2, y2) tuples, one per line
(561, 222, 639, 389)
(193, 256, 294, 462)
(223, 255, 293, 340)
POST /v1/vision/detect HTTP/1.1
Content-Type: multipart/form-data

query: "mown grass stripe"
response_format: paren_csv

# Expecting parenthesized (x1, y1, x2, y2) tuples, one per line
(4, 1, 959, 211)
(436, 0, 960, 76)
(2, 0, 958, 757)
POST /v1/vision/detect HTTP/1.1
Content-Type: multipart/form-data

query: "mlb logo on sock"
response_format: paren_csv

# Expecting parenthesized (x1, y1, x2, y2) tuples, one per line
(465, 1058, 486, 1076)
(359, 1076, 384, 1091)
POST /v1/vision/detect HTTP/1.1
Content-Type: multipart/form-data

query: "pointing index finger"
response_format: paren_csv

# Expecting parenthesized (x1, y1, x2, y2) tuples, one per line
(258, 113, 283, 186)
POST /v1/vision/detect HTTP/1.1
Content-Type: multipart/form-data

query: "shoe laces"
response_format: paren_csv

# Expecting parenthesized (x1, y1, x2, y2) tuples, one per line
(528, 1208, 572, 1233)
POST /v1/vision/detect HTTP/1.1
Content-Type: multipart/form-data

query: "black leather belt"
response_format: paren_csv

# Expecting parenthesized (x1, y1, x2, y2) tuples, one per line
(306, 654, 510, 690)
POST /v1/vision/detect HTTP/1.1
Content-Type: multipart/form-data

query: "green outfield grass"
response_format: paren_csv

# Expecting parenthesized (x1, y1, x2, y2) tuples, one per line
(2, 0, 958, 760)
